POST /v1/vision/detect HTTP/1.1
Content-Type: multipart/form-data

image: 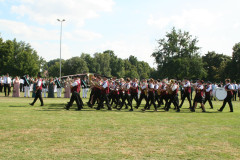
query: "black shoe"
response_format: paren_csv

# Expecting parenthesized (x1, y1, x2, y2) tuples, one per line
(218, 109, 222, 112)
(96, 108, 100, 110)
(176, 109, 180, 112)
(154, 109, 158, 112)
(108, 108, 112, 111)
(134, 106, 138, 109)
(230, 110, 233, 112)
(202, 110, 206, 112)
(29, 103, 34, 106)
(125, 107, 128, 109)
(129, 109, 133, 111)
(76, 108, 81, 111)
(41, 104, 44, 106)
(141, 109, 146, 111)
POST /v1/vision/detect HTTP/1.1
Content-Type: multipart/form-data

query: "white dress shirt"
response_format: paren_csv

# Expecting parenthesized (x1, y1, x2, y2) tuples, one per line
(3, 77, 11, 84)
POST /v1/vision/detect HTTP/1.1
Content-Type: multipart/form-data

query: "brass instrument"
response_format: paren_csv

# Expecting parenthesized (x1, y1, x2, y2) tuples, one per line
(166, 79, 175, 94)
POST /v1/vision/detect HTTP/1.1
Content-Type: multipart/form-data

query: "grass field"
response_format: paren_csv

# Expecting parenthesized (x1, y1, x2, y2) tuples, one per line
(0, 91, 240, 160)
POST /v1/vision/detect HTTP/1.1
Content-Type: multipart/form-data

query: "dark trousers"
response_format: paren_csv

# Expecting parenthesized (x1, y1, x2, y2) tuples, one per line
(233, 91, 237, 101)
(68, 91, 82, 109)
(130, 92, 138, 105)
(20, 83, 23, 92)
(159, 94, 169, 108)
(32, 90, 44, 105)
(0, 84, 3, 92)
(4, 84, 11, 96)
(179, 92, 192, 108)
(145, 92, 157, 110)
(204, 94, 213, 108)
(120, 94, 132, 110)
(97, 94, 111, 110)
(111, 94, 120, 107)
(220, 95, 233, 112)
(166, 94, 180, 111)
(154, 93, 160, 106)
(91, 90, 101, 106)
(137, 93, 148, 108)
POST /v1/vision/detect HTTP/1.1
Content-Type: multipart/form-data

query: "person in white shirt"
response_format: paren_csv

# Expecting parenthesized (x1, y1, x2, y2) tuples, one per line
(130, 78, 139, 106)
(165, 79, 180, 112)
(3, 73, 12, 97)
(204, 81, 213, 109)
(118, 78, 133, 111)
(20, 78, 24, 92)
(142, 78, 157, 112)
(192, 80, 206, 112)
(29, 73, 44, 106)
(81, 77, 88, 98)
(232, 81, 238, 101)
(135, 79, 148, 109)
(23, 75, 30, 98)
(218, 79, 234, 112)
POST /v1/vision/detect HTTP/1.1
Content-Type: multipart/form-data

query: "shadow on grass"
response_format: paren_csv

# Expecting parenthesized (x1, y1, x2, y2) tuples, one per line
(9, 105, 28, 107)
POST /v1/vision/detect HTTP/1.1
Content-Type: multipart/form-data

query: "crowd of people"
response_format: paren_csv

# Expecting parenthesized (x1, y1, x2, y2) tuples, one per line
(0, 74, 88, 99)
(0, 73, 239, 112)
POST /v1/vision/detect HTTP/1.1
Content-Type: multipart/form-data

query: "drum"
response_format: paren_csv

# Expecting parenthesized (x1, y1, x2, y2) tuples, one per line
(215, 88, 227, 101)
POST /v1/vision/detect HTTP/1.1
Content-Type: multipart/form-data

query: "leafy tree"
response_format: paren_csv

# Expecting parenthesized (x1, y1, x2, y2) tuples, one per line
(152, 28, 206, 80)
(62, 57, 89, 76)
(231, 43, 240, 81)
(203, 51, 231, 82)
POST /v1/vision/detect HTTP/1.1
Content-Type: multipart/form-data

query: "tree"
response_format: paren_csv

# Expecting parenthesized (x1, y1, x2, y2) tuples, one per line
(202, 51, 231, 82)
(62, 57, 89, 76)
(152, 28, 206, 80)
(231, 43, 240, 81)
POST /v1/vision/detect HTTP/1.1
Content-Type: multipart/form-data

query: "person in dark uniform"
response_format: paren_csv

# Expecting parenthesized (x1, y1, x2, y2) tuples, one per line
(118, 78, 133, 111)
(96, 76, 112, 110)
(204, 81, 213, 109)
(159, 79, 169, 109)
(29, 73, 44, 106)
(65, 76, 82, 110)
(88, 76, 102, 107)
(110, 81, 120, 108)
(179, 78, 192, 109)
(192, 80, 206, 112)
(165, 80, 180, 112)
(130, 78, 139, 106)
(142, 78, 157, 112)
(135, 79, 148, 109)
(218, 79, 234, 112)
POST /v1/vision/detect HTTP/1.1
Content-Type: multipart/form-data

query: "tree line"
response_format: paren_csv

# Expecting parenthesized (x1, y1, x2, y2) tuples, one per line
(1, 28, 240, 82)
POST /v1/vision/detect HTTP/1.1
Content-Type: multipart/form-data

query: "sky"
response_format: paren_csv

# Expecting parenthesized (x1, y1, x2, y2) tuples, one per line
(0, 0, 240, 67)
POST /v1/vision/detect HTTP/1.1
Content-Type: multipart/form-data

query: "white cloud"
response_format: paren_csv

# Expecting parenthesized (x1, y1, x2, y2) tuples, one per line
(11, 0, 114, 26)
(147, 8, 240, 56)
(148, 9, 221, 31)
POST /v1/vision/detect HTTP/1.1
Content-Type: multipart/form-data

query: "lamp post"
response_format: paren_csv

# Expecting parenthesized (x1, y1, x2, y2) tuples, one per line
(57, 19, 65, 79)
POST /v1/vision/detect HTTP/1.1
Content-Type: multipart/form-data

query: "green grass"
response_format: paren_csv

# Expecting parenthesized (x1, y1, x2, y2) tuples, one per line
(0, 91, 240, 160)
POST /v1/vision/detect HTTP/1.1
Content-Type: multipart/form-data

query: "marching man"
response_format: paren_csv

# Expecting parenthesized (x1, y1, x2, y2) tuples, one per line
(218, 79, 234, 112)
(29, 73, 44, 106)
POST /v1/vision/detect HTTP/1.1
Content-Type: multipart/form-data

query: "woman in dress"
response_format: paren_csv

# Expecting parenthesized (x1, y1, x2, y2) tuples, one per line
(64, 77, 71, 98)
(32, 78, 37, 98)
(48, 78, 55, 98)
(12, 76, 20, 97)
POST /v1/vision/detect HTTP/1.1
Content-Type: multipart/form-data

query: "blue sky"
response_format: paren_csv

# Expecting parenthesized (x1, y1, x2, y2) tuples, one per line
(0, 0, 240, 67)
